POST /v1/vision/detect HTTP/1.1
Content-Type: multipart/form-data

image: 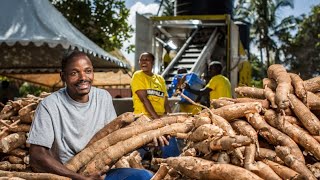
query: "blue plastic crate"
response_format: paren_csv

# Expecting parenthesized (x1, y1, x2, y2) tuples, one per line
(168, 73, 204, 103)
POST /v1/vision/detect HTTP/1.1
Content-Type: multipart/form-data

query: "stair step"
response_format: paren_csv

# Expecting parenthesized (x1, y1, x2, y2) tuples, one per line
(182, 54, 199, 58)
(185, 49, 202, 53)
(188, 44, 205, 49)
(178, 57, 198, 63)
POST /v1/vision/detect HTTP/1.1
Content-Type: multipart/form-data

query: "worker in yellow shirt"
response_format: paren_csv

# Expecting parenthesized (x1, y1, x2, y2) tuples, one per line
(131, 52, 171, 119)
(131, 52, 180, 158)
(184, 61, 232, 107)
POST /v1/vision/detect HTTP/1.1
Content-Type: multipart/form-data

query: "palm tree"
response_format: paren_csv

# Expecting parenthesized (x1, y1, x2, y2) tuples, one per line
(234, 0, 295, 68)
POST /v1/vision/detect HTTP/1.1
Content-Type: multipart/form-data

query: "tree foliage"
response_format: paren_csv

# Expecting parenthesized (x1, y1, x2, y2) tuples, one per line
(279, 4, 320, 79)
(234, 0, 300, 85)
(50, 0, 134, 53)
(234, 0, 294, 68)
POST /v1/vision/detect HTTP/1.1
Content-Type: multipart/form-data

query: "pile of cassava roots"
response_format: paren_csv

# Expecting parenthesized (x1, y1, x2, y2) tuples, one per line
(0, 64, 320, 180)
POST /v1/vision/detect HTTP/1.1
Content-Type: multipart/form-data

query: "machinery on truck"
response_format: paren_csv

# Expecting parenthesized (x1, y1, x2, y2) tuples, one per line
(114, 0, 252, 115)
(134, 0, 252, 98)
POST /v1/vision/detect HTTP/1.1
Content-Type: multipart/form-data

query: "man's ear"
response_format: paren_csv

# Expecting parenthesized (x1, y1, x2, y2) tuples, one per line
(60, 71, 65, 82)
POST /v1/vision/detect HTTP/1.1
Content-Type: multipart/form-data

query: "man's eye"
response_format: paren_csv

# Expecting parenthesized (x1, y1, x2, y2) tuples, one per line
(86, 69, 92, 74)
(70, 72, 77, 76)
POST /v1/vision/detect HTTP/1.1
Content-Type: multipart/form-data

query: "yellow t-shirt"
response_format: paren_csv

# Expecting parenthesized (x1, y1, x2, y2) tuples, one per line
(205, 74, 232, 100)
(131, 70, 168, 116)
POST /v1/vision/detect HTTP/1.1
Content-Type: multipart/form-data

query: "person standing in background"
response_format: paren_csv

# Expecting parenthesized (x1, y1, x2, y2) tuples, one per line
(184, 61, 232, 107)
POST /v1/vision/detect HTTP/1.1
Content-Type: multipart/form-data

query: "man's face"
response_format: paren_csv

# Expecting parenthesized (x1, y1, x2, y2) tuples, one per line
(208, 65, 219, 77)
(61, 55, 94, 102)
(139, 54, 154, 74)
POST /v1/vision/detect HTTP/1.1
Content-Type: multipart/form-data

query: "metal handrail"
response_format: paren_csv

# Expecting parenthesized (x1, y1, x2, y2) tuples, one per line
(161, 28, 199, 77)
(190, 28, 219, 75)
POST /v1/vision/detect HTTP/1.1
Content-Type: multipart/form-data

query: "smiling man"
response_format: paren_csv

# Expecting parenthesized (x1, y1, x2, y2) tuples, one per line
(27, 51, 116, 179)
(27, 51, 153, 180)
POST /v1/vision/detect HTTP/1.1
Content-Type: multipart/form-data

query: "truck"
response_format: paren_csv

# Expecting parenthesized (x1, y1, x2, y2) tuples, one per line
(114, 0, 252, 115)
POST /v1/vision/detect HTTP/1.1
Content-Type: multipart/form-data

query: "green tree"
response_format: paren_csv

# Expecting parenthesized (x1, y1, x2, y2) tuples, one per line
(279, 4, 320, 79)
(234, 0, 294, 67)
(234, 0, 296, 84)
(50, 0, 134, 53)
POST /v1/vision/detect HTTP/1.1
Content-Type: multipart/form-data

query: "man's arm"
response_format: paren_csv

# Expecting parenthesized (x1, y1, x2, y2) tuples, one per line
(184, 83, 212, 96)
(135, 90, 170, 146)
(164, 96, 172, 114)
(29, 145, 102, 180)
(135, 90, 160, 119)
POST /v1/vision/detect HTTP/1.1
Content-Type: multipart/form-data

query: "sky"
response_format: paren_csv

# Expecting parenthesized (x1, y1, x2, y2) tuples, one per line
(122, 0, 320, 66)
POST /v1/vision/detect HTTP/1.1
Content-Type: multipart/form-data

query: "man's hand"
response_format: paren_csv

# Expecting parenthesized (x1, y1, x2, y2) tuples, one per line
(183, 83, 190, 90)
(147, 135, 170, 147)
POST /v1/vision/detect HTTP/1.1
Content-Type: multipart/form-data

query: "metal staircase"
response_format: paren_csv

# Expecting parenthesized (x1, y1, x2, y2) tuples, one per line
(161, 27, 220, 86)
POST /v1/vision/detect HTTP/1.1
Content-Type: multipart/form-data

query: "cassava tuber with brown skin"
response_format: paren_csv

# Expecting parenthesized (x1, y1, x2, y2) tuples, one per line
(213, 97, 270, 109)
(288, 94, 320, 135)
(245, 113, 305, 163)
(243, 144, 256, 169)
(306, 91, 320, 110)
(275, 146, 317, 180)
(263, 78, 277, 91)
(263, 85, 277, 108)
(150, 164, 169, 180)
(0, 132, 26, 153)
(7, 148, 28, 158)
(246, 160, 282, 180)
(66, 115, 189, 172)
(127, 151, 144, 169)
(8, 124, 30, 133)
(235, 86, 265, 99)
(192, 135, 252, 154)
(187, 124, 223, 142)
(256, 148, 284, 165)
(0, 170, 70, 180)
(17, 103, 37, 117)
(210, 99, 234, 108)
(290, 73, 307, 103)
(203, 102, 262, 121)
(0, 161, 26, 171)
(264, 109, 320, 160)
(86, 112, 136, 147)
(7, 156, 24, 164)
(267, 64, 292, 109)
(307, 162, 320, 179)
(19, 110, 34, 124)
(197, 113, 245, 162)
(231, 119, 259, 152)
(193, 116, 211, 128)
(216, 152, 230, 164)
(304, 76, 320, 92)
(262, 159, 301, 180)
(153, 156, 263, 180)
(80, 121, 194, 175)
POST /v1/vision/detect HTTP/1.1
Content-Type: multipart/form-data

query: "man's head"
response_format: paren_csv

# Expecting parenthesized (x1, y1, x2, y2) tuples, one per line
(208, 61, 222, 77)
(60, 50, 94, 102)
(139, 52, 155, 75)
(177, 67, 188, 74)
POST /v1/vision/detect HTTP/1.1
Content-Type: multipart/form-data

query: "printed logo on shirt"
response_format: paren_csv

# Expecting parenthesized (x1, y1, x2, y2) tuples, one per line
(147, 89, 164, 97)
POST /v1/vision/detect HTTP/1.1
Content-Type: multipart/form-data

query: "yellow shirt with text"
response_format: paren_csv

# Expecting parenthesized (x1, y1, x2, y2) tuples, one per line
(131, 70, 168, 116)
(205, 74, 232, 100)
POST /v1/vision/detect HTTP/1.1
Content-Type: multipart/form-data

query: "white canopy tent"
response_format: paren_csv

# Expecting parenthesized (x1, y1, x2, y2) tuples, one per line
(0, 0, 131, 89)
